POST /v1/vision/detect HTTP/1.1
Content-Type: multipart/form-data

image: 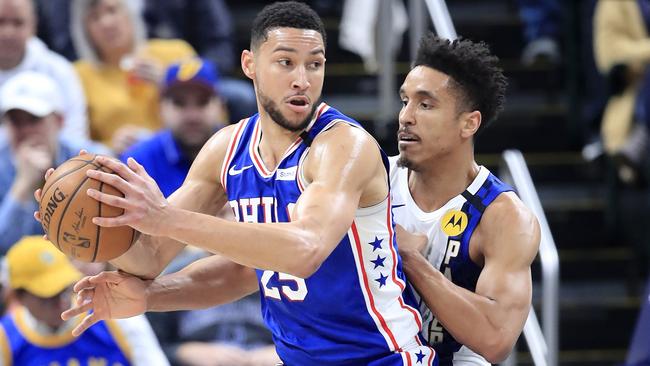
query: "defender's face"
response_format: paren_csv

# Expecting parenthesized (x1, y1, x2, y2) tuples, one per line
(249, 27, 325, 131)
(397, 66, 464, 171)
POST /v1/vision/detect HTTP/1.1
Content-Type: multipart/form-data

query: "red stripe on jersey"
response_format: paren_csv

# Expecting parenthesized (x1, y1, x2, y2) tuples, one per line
(220, 119, 248, 191)
(428, 348, 436, 366)
(351, 221, 399, 351)
(386, 196, 422, 329)
(386, 196, 405, 291)
(250, 122, 270, 176)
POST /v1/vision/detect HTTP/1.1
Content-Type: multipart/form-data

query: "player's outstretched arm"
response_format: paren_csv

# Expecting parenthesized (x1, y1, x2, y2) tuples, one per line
(400, 192, 540, 363)
(62, 254, 259, 336)
(86, 123, 386, 278)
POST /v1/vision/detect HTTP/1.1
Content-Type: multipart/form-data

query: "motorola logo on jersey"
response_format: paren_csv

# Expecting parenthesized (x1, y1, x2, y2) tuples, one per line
(441, 210, 468, 237)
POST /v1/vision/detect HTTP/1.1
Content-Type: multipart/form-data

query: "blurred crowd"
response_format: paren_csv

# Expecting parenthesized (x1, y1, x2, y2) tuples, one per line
(0, 0, 648, 364)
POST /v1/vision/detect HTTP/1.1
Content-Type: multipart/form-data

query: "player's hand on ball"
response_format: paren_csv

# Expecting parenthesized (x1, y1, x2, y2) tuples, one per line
(33, 149, 88, 224)
(61, 271, 150, 336)
(86, 156, 168, 236)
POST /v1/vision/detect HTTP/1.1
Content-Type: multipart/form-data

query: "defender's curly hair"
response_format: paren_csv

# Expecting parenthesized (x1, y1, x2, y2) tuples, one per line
(415, 34, 507, 132)
(251, 1, 327, 50)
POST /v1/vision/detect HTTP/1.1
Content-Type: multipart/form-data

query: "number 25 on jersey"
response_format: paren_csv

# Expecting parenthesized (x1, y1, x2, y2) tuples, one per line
(261, 270, 308, 301)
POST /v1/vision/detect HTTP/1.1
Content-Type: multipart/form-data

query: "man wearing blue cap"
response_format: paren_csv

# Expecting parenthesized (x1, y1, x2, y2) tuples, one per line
(120, 58, 228, 197)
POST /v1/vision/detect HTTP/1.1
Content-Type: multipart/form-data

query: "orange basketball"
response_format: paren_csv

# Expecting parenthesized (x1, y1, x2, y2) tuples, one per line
(38, 153, 137, 262)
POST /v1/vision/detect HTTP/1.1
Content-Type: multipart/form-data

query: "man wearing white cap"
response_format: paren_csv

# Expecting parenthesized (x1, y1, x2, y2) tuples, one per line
(0, 235, 169, 366)
(0, 71, 109, 253)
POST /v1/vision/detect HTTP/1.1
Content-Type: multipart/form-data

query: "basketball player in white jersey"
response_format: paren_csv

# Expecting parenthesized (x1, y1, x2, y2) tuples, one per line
(392, 34, 540, 365)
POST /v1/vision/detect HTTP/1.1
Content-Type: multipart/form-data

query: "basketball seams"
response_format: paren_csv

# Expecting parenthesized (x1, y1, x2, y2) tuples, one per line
(92, 182, 104, 262)
(40, 154, 99, 199)
(54, 173, 93, 254)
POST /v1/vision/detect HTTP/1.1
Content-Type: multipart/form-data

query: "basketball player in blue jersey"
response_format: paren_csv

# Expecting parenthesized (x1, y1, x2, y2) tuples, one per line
(46, 2, 438, 365)
(392, 34, 541, 365)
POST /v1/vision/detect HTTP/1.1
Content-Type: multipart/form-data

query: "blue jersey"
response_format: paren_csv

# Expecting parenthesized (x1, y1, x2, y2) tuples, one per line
(0, 307, 131, 366)
(221, 103, 437, 366)
(391, 161, 513, 366)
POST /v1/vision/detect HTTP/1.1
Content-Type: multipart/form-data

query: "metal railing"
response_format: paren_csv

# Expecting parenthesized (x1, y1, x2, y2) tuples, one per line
(500, 149, 560, 366)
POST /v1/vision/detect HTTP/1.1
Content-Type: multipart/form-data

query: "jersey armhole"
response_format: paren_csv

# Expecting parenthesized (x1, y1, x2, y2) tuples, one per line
(219, 118, 249, 193)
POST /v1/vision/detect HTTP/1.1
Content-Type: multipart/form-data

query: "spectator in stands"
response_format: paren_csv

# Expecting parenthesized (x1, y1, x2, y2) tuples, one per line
(143, 0, 256, 122)
(120, 58, 227, 197)
(0, 71, 110, 254)
(518, 0, 562, 66)
(0, 235, 169, 365)
(594, 0, 650, 185)
(0, 0, 88, 141)
(71, 0, 195, 154)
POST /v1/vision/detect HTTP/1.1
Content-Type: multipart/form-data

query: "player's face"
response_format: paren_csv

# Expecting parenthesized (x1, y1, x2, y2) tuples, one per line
(85, 0, 133, 59)
(4, 110, 60, 153)
(161, 86, 224, 149)
(248, 27, 325, 132)
(0, 0, 34, 69)
(397, 66, 465, 171)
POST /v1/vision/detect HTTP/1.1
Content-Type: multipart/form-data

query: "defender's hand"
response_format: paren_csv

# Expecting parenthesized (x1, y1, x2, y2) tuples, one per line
(62, 271, 150, 336)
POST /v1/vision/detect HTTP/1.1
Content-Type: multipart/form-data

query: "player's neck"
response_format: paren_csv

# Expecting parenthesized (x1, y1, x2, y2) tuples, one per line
(409, 150, 479, 212)
(257, 116, 302, 170)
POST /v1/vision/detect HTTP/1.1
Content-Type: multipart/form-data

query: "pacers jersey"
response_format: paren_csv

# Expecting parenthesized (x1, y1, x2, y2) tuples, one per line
(0, 307, 131, 366)
(221, 103, 437, 366)
(390, 159, 513, 366)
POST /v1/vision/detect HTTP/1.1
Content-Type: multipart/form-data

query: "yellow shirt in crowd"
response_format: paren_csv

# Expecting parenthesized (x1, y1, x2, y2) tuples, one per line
(74, 39, 196, 147)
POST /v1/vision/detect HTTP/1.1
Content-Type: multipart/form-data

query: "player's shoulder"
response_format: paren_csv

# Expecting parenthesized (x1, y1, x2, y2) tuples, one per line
(312, 119, 378, 152)
(483, 192, 536, 231)
(190, 122, 244, 171)
(479, 192, 540, 254)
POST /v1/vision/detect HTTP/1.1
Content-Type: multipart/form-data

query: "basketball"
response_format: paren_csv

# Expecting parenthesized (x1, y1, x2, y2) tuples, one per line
(38, 153, 137, 262)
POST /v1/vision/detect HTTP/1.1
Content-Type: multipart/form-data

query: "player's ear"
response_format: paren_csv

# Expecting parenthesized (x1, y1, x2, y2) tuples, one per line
(241, 50, 255, 80)
(460, 110, 481, 139)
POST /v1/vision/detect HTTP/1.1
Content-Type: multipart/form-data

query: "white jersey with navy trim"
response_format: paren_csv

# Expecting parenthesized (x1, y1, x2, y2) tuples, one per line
(221, 103, 437, 366)
(389, 157, 514, 366)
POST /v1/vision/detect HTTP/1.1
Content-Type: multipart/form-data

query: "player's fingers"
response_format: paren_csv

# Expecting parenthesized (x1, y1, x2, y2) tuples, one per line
(34, 188, 42, 202)
(61, 298, 93, 320)
(88, 271, 126, 284)
(44, 167, 55, 181)
(95, 155, 139, 182)
(75, 288, 94, 305)
(86, 169, 131, 193)
(71, 313, 100, 337)
(72, 276, 95, 293)
(33, 211, 41, 223)
(86, 189, 134, 212)
(91, 215, 131, 228)
(78, 149, 88, 156)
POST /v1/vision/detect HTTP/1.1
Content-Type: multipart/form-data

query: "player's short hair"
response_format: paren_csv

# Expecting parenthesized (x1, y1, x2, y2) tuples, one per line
(415, 33, 507, 133)
(250, 1, 327, 50)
